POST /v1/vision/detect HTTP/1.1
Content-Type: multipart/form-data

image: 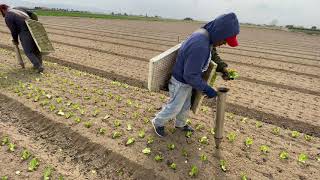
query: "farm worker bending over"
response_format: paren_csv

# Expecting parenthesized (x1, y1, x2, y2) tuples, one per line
(152, 13, 240, 137)
(0, 4, 44, 73)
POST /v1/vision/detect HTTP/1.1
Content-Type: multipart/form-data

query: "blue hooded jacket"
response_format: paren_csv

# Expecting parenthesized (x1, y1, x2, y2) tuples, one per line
(172, 13, 240, 95)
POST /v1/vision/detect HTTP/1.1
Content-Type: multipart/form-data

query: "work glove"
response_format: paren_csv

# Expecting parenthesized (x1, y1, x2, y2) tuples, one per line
(222, 71, 234, 81)
(204, 86, 217, 98)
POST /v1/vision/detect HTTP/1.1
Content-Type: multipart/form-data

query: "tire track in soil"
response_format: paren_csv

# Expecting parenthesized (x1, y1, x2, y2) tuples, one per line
(0, 92, 165, 180)
(0, 45, 319, 137)
(0, 42, 318, 97)
(220, 48, 319, 62)
(49, 31, 163, 53)
(221, 52, 320, 69)
(226, 60, 320, 79)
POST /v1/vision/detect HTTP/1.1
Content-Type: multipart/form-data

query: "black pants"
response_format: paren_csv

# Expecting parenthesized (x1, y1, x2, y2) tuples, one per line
(19, 30, 42, 68)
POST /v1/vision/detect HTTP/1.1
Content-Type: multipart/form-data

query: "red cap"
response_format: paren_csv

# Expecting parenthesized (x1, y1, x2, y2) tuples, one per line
(226, 35, 238, 47)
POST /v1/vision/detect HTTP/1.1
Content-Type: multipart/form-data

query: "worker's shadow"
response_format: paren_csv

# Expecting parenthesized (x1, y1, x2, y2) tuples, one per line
(0, 65, 42, 90)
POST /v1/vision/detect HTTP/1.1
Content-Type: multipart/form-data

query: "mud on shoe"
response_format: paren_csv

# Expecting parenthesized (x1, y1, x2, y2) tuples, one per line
(151, 119, 165, 137)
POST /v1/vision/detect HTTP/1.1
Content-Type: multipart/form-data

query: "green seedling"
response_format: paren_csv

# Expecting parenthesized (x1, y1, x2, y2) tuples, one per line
(200, 154, 208, 161)
(65, 112, 74, 119)
(71, 103, 80, 110)
(201, 106, 209, 113)
(279, 151, 289, 160)
(142, 148, 151, 155)
(154, 154, 163, 162)
(115, 95, 122, 102)
(167, 143, 175, 150)
(56, 97, 63, 104)
(291, 131, 300, 138)
(43, 166, 53, 180)
(189, 165, 199, 177)
(244, 137, 253, 148)
(28, 158, 40, 171)
(57, 110, 65, 116)
(260, 145, 270, 154)
(21, 149, 31, 161)
(126, 99, 133, 106)
(112, 132, 122, 139)
(49, 104, 56, 112)
(74, 117, 81, 123)
(79, 108, 86, 115)
(195, 124, 204, 131)
(45, 94, 52, 99)
(92, 109, 100, 117)
(241, 172, 248, 180)
(298, 153, 308, 164)
(126, 137, 135, 145)
(114, 120, 121, 127)
(138, 130, 145, 138)
(126, 124, 132, 131)
(84, 122, 92, 128)
(272, 127, 280, 135)
(226, 132, 237, 142)
(185, 131, 193, 138)
(199, 136, 208, 144)
(255, 121, 263, 128)
(182, 149, 188, 157)
(220, 160, 227, 172)
(240, 117, 247, 123)
(8, 143, 15, 152)
(33, 95, 40, 102)
(1, 176, 8, 180)
(40, 100, 49, 107)
(143, 117, 150, 124)
(316, 156, 320, 162)
(169, 163, 177, 170)
(210, 128, 215, 135)
(227, 69, 239, 79)
(304, 134, 312, 141)
(1, 136, 9, 146)
(147, 137, 154, 144)
(98, 128, 106, 135)
(132, 111, 140, 119)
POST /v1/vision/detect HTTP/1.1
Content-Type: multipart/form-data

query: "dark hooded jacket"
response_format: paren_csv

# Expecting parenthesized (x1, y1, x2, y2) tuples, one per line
(172, 12, 239, 94)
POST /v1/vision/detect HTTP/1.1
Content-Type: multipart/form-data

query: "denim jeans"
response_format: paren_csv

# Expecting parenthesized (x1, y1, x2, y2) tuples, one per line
(19, 31, 42, 68)
(153, 77, 193, 127)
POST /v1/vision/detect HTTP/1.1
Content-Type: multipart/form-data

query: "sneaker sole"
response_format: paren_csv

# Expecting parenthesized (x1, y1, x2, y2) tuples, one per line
(151, 119, 164, 137)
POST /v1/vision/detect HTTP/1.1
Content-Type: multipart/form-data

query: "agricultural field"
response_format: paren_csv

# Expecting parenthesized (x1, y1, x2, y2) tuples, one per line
(0, 16, 319, 179)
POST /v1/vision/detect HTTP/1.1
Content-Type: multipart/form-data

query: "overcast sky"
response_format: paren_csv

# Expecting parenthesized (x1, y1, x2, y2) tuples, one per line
(5, 0, 320, 28)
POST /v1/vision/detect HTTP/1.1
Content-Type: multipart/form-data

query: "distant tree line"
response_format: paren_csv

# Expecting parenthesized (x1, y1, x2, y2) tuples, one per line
(286, 25, 319, 31)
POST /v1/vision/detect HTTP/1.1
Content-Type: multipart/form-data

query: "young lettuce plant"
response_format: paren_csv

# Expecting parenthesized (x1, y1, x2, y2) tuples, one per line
(226, 132, 237, 142)
(244, 137, 253, 148)
(8, 143, 15, 152)
(126, 137, 135, 146)
(84, 122, 92, 128)
(220, 160, 227, 172)
(279, 151, 289, 160)
(199, 136, 209, 144)
(142, 148, 151, 155)
(167, 143, 175, 150)
(154, 154, 163, 162)
(298, 153, 308, 164)
(28, 158, 40, 171)
(112, 132, 122, 139)
(200, 154, 208, 162)
(169, 163, 177, 170)
(98, 128, 106, 135)
(260, 145, 270, 154)
(189, 165, 199, 177)
(147, 137, 154, 144)
(21, 149, 32, 161)
(272, 127, 280, 136)
(138, 130, 145, 138)
(43, 166, 53, 180)
(291, 131, 300, 138)
(1, 136, 9, 146)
